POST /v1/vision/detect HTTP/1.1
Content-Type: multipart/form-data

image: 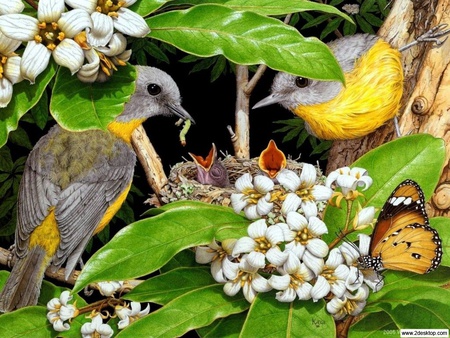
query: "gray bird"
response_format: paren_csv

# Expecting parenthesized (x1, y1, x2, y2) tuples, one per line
(189, 143, 230, 188)
(0, 66, 194, 312)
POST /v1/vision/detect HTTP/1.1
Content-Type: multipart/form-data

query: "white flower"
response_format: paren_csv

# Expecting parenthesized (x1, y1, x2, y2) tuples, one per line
(0, 0, 24, 15)
(277, 165, 332, 218)
(353, 206, 376, 230)
(223, 254, 272, 303)
(232, 219, 287, 268)
(310, 249, 350, 302)
(0, 32, 22, 107)
(195, 239, 237, 283)
(0, 0, 92, 83)
(115, 301, 150, 330)
(76, 30, 131, 83)
(268, 252, 314, 302)
(282, 211, 329, 273)
(342, 4, 360, 15)
(97, 281, 124, 297)
(47, 291, 79, 332)
(65, 0, 150, 47)
(326, 167, 373, 196)
(231, 173, 274, 220)
(81, 313, 114, 338)
(326, 284, 369, 320)
(339, 238, 384, 292)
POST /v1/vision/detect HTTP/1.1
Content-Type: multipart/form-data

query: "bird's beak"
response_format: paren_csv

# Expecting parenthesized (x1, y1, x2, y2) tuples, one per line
(252, 94, 282, 109)
(189, 143, 216, 171)
(168, 103, 196, 124)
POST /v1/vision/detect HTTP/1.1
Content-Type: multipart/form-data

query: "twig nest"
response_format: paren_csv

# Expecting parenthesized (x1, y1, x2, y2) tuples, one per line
(146, 155, 319, 208)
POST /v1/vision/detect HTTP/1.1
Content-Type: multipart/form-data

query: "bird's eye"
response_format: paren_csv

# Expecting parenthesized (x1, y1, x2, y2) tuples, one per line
(147, 83, 161, 96)
(295, 77, 310, 88)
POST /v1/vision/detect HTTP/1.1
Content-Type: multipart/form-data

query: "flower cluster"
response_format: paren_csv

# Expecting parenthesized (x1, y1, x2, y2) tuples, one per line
(0, 0, 149, 106)
(196, 163, 381, 320)
(47, 290, 149, 335)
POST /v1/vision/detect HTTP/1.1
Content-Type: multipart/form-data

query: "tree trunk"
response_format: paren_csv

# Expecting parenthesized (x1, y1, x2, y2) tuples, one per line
(326, 0, 450, 217)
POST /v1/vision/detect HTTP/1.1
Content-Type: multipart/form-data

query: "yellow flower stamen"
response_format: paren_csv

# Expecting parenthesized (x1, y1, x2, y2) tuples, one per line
(96, 0, 124, 15)
(36, 21, 65, 50)
(296, 228, 312, 245)
(254, 237, 271, 253)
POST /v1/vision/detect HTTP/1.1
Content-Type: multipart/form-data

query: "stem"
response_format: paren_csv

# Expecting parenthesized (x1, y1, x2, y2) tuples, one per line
(25, 0, 38, 10)
(343, 199, 353, 233)
(328, 199, 355, 250)
(77, 298, 124, 316)
(233, 64, 250, 159)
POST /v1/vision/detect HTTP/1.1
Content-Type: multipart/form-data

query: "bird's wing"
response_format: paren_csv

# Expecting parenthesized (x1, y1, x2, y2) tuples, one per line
(52, 140, 135, 277)
(16, 129, 61, 258)
(17, 125, 136, 278)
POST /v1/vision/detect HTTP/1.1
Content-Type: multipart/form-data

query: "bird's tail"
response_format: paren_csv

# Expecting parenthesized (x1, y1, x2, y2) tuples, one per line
(0, 246, 50, 312)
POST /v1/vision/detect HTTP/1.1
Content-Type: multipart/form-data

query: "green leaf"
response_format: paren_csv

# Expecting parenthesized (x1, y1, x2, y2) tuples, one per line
(301, 14, 330, 29)
(0, 306, 53, 338)
(125, 267, 216, 304)
(129, 0, 168, 16)
(8, 126, 33, 150)
(179, 0, 352, 21)
(370, 287, 450, 329)
(322, 134, 445, 243)
(147, 4, 344, 82)
(0, 147, 13, 172)
(355, 15, 375, 34)
(211, 56, 227, 82)
(30, 90, 50, 130)
(160, 249, 198, 272)
(143, 41, 171, 63)
(73, 201, 248, 293)
(349, 311, 398, 337)
(431, 217, 450, 267)
(116, 284, 249, 338)
(366, 267, 450, 304)
(362, 12, 384, 27)
(50, 64, 136, 131)
(241, 292, 334, 337)
(0, 272, 89, 338)
(196, 312, 246, 338)
(360, 0, 377, 14)
(0, 62, 57, 148)
(343, 18, 357, 35)
(320, 18, 343, 40)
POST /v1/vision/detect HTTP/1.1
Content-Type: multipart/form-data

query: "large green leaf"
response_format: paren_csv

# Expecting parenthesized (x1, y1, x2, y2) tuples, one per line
(0, 62, 57, 148)
(368, 287, 450, 329)
(116, 284, 249, 338)
(431, 217, 450, 267)
(73, 201, 248, 293)
(0, 307, 52, 337)
(147, 4, 344, 82)
(164, 0, 353, 21)
(0, 271, 90, 338)
(125, 267, 216, 304)
(50, 64, 136, 131)
(196, 312, 246, 338)
(365, 267, 450, 304)
(130, 0, 169, 16)
(241, 291, 334, 337)
(322, 134, 446, 243)
(349, 311, 398, 337)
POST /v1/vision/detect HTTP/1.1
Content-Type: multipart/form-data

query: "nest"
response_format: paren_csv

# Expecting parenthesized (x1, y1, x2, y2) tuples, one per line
(147, 155, 319, 208)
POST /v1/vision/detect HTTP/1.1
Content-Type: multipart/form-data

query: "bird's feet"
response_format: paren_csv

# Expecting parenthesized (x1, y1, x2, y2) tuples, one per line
(399, 23, 450, 52)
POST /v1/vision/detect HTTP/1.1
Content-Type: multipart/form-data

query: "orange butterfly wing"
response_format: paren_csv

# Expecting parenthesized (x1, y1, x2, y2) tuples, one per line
(367, 180, 442, 274)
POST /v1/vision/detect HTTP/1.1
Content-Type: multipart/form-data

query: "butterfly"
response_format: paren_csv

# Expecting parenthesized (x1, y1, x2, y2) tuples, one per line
(358, 179, 442, 274)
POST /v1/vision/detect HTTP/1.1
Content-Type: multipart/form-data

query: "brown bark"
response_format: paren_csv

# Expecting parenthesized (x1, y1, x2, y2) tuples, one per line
(326, 0, 450, 217)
